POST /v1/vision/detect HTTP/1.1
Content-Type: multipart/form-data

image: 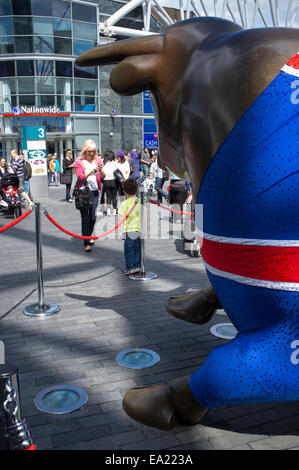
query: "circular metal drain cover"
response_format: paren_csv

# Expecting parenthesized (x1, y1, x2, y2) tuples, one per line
(116, 348, 160, 369)
(34, 385, 88, 414)
(210, 323, 238, 340)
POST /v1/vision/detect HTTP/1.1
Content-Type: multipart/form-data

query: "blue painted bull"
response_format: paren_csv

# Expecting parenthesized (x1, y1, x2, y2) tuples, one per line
(76, 17, 299, 430)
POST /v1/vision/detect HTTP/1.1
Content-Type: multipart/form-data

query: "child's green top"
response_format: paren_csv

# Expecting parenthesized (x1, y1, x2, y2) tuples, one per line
(118, 197, 141, 232)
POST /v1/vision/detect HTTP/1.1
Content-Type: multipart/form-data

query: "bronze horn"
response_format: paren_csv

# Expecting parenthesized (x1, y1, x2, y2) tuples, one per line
(75, 34, 164, 67)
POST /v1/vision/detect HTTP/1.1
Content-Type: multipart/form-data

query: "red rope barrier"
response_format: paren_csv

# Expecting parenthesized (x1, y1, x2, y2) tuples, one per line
(149, 199, 194, 216)
(44, 201, 138, 240)
(0, 208, 33, 234)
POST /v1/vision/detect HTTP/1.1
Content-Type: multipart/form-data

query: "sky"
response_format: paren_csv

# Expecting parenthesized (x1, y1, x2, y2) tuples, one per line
(159, 0, 299, 28)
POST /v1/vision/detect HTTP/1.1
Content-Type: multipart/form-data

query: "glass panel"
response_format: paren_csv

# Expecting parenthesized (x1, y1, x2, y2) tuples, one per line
(36, 76, 54, 94)
(33, 36, 54, 54)
(74, 79, 97, 96)
(74, 65, 97, 80)
(18, 77, 34, 94)
(75, 117, 98, 133)
(0, 36, 14, 54)
(73, 21, 97, 41)
(0, 60, 15, 77)
(19, 95, 35, 106)
(16, 60, 34, 76)
(56, 78, 73, 95)
(53, 18, 71, 38)
(52, 0, 71, 19)
(33, 18, 53, 36)
(75, 95, 96, 112)
(36, 60, 54, 77)
(54, 37, 72, 55)
(13, 17, 32, 35)
(0, 78, 16, 94)
(14, 36, 33, 53)
(0, 0, 11, 16)
(31, 0, 51, 16)
(73, 39, 96, 57)
(11, 0, 32, 16)
(36, 116, 57, 132)
(55, 60, 72, 77)
(57, 116, 66, 132)
(19, 116, 37, 127)
(3, 94, 16, 113)
(12, 116, 20, 133)
(0, 17, 13, 36)
(38, 95, 55, 107)
(72, 3, 97, 23)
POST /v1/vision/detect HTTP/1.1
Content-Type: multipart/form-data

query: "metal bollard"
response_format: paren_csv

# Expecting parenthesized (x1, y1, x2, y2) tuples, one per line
(23, 203, 60, 317)
(0, 364, 34, 450)
(129, 185, 158, 281)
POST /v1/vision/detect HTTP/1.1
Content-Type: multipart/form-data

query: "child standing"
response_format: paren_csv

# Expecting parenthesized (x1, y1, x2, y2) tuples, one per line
(118, 178, 142, 275)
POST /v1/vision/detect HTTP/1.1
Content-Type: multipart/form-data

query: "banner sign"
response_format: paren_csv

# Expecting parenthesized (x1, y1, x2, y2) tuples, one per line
(21, 126, 47, 176)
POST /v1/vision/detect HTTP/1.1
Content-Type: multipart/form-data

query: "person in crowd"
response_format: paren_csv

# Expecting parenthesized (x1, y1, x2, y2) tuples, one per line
(143, 171, 156, 201)
(153, 157, 169, 204)
(48, 155, 56, 186)
(19, 153, 32, 201)
(0, 157, 11, 181)
(168, 170, 188, 224)
(63, 149, 74, 203)
(74, 139, 105, 252)
(101, 149, 118, 216)
(129, 149, 141, 185)
(140, 147, 152, 182)
(124, 151, 131, 161)
(53, 152, 61, 186)
(116, 151, 131, 197)
(118, 178, 142, 275)
(10, 149, 34, 207)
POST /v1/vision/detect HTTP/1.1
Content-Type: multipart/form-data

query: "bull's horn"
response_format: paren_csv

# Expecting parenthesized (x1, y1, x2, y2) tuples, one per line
(75, 34, 164, 67)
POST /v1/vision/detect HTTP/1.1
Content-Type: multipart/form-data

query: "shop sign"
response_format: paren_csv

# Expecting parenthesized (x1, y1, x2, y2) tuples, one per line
(13, 106, 61, 115)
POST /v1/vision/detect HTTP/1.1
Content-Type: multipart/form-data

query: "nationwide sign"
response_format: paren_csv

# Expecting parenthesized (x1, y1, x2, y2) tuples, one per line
(13, 106, 62, 114)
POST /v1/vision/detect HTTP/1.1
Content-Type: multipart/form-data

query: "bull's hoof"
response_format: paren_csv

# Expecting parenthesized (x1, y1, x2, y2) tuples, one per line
(166, 287, 222, 325)
(122, 377, 207, 431)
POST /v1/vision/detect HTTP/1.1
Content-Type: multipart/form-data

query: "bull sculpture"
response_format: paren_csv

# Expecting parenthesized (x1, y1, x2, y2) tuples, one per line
(76, 17, 299, 431)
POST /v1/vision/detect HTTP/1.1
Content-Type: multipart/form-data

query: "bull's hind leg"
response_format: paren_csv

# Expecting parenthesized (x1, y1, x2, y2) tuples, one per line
(122, 318, 299, 430)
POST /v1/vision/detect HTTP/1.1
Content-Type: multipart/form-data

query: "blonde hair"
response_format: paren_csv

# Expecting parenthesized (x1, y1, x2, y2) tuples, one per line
(80, 139, 97, 159)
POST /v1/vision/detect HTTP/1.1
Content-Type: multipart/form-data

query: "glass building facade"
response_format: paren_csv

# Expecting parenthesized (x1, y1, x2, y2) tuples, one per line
(0, 0, 160, 160)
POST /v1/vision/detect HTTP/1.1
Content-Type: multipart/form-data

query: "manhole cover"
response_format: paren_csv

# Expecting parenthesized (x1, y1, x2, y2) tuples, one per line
(210, 323, 238, 340)
(116, 348, 160, 369)
(34, 385, 88, 414)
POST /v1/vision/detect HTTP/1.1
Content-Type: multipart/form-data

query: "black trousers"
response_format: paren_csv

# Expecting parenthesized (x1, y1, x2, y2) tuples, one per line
(169, 180, 188, 223)
(79, 190, 99, 246)
(101, 180, 117, 209)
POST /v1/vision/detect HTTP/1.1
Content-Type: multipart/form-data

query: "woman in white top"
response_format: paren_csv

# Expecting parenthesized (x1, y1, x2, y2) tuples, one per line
(116, 151, 130, 196)
(101, 149, 118, 215)
(74, 139, 105, 252)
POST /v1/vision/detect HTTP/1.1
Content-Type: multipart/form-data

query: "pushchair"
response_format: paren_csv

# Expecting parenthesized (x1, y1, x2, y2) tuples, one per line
(0, 173, 22, 219)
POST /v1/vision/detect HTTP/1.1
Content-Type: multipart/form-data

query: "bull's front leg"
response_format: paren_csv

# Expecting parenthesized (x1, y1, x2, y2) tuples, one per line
(166, 286, 222, 324)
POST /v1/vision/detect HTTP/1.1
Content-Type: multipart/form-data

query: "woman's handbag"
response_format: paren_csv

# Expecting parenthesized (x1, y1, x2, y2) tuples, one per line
(113, 168, 125, 184)
(60, 172, 72, 185)
(72, 178, 93, 210)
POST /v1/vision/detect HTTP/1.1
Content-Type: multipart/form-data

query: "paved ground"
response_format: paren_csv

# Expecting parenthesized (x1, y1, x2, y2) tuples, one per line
(0, 184, 299, 451)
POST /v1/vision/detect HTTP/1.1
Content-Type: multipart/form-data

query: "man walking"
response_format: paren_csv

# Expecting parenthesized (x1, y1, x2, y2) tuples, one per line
(19, 153, 32, 200)
(10, 149, 34, 207)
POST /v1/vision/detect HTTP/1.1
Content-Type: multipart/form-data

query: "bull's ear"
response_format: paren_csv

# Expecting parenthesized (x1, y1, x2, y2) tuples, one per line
(75, 34, 164, 95)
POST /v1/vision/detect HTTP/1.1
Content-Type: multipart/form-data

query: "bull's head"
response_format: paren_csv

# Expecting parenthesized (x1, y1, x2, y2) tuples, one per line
(75, 17, 243, 183)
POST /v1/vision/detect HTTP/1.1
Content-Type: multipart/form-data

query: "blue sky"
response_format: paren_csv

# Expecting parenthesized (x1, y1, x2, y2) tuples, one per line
(160, 0, 299, 28)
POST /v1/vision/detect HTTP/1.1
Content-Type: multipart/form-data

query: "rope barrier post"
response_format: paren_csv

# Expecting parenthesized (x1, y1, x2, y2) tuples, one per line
(0, 364, 35, 449)
(129, 185, 158, 281)
(23, 203, 60, 317)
